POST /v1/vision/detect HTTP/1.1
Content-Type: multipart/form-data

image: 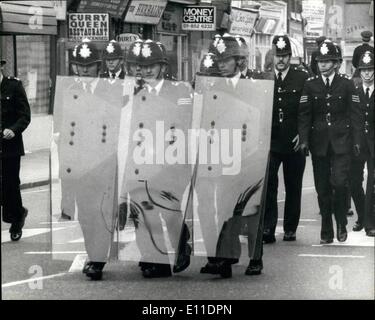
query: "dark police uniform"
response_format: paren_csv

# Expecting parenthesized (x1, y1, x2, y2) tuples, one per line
(350, 52, 375, 235)
(298, 40, 361, 242)
(100, 69, 125, 80)
(1, 74, 31, 237)
(263, 35, 308, 242)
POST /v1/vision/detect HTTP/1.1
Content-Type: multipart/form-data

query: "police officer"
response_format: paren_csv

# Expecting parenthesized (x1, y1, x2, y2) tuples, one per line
(351, 52, 375, 237)
(352, 31, 374, 77)
(125, 39, 192, 278)
(298, 40, 361, 244)
(198, 34, 265, 277)
(100, 40, 126, 79)
(262, 35, 308, 244)
(1, 58, 31, 241)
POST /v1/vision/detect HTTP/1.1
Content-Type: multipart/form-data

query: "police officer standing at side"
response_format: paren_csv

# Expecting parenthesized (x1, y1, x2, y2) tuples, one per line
(352, 31, 374, 79)
(262, 35, 308, 244)
(100, 40, 126, 80)
(299, 40, 361, 244)
(1, 58, 31, 241)
(351, 52, 375, 237)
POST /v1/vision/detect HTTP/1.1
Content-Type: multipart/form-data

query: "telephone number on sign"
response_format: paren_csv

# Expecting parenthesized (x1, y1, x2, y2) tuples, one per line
(182, 23, 214, 29)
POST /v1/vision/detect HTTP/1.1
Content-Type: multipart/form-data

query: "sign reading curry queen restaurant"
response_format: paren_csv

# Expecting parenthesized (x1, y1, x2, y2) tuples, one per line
(68, 13, 109, 41)
(182, 6, 216, 31)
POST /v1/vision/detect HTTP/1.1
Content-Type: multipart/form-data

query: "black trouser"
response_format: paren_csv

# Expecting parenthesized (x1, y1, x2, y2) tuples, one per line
(312, 147, 350, 240)
(365, 157, 375, 230)
(1, 156, 24, 224)
(349, 156, 367, 224)
(264, 151, 306, 235)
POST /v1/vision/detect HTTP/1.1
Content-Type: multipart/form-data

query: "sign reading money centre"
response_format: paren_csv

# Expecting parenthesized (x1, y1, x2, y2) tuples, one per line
(182, 6, 216, 31)
(68, 13, 109, 40)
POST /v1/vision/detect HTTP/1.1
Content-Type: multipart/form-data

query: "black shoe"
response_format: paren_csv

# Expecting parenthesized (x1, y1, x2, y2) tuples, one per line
(347, 209, 354, 216)
(366, 229, 375, 237)
(200, 262, 219, 274)
(86, 262, 105, 280)
(173, 243, 191, 273)
(142, 264, 172, 278)
(352, 221, 363, 232)
(337, 225, 347, 242)
(320, 239, 333, 244)
(82, 261, 93, 274)
(139, 261, 153, 272)
(9, 208, 28, 241)
(61, 211, 71, 220)
(245, 259, 263, 276)
(283, 231, 296, 241)
(263, 229, 276, 244)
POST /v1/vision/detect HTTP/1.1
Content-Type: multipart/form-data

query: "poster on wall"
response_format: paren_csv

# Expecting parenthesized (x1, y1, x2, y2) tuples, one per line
(302, 0, 326, 37)
(229, 7, 258, 36)
(68, 13, 109, 41)
(181, 6, 216, 31)
(124, 0, 167, 25)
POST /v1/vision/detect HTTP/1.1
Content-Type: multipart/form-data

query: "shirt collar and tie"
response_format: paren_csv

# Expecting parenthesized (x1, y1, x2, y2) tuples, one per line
(110, 69, 122, 79)
(321, 73, 335, 89)
(274, 67, 290, 82)
(363, 83, 374, 99)
(226, 72, 241, 89)
(146, 79, 164, 95)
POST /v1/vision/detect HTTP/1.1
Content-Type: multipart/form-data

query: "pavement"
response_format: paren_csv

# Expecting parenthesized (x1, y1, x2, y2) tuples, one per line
(20, 149, 50, 190)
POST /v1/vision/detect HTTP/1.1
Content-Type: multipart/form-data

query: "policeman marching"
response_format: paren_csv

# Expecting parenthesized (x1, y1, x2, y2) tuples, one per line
(100, 40, 126, 80)
(263, 35, 308, 244)
(351, 51, 375, 237)
(1, 58, 31, 241)
(298, 39, 361, 244)
(352, 31, 374, 80)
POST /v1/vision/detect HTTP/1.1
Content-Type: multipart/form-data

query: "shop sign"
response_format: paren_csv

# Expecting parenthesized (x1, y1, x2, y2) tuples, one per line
(116, 33, 141, 50)
(124, 0, 167, 25)
(229, 7, 258, 36)
(68, 13, 109, 41)
(181, 6, 216, 31)
(302, 0, 325, 37)
(52, 0, 67, 20)
(157, 3, 182, 33)
(77, 0, 129, 19)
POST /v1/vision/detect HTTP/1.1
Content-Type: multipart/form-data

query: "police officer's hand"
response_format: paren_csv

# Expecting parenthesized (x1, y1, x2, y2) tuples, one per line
(299, 143, 309, 156)
(354, 144, 360, 157)
(292, 134, 300, 152)
(2, 128, 15, 140)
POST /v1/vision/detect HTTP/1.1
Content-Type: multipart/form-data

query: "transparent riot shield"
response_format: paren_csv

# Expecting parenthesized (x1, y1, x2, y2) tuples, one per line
(116, 80, 194, 266)
(192, 75, 274, 260)
(51, 76, 126, 263)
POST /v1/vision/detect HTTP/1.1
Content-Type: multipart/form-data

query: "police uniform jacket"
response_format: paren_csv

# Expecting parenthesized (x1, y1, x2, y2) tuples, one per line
(353, 84, 374, 158)
(298, 73, 361, 157)
(99, 69, 126, 79)
(272, 67, 308, 153)
(352, 44, 374, 69)
(1, 76, 31, 158)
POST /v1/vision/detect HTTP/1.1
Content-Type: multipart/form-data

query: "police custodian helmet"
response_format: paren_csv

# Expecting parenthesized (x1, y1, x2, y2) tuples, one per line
(209, 34, 245, 61)
(127, 39, 168, 66)
(72, 39, 101, 65)
(358, 51, 374, 69)
(102, 40, 124, 60)
(272, 35, 292, 56)
(316, 40, 340, 61)
(197, 52, 220, 76)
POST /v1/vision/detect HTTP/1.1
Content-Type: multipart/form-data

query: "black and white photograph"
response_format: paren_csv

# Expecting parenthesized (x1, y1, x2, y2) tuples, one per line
(1, 0, 374, 307)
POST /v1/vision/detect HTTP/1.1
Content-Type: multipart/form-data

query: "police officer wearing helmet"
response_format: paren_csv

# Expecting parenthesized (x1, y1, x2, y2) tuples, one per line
(351, 52, 375, 237)
(262, 35, 308, 244)
(1, 58, 31, 241)
(198, 34, 264, 277)
(298, 40, 362, 244)
(310, 36, 326, 76)
(100, 40, 126, 79)
(352, 31, 374, 77)
(72, 39, 102, 79)
(124, 39, 192, 278)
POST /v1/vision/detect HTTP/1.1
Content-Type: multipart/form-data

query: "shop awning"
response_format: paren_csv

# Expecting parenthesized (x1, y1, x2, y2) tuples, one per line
(77, 0, 130, 19)
(0, 1, 57, 35)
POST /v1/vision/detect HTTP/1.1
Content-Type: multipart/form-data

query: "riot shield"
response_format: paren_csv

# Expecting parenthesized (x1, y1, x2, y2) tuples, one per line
(192, 76, 274, 260)
(116, 80, 194, 266)
(51, 76, 126, 262)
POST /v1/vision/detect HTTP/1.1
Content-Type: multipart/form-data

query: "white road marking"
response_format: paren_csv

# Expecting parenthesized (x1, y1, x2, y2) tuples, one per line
(299, 254, 365, 258)
(69, 254, 88, 273)
(1, 228, 65, 243)
(2, 273, 67, 288)
(278, 218, 317, 222)
(24, 251, 86, 254)
(39, 221, 78, 225)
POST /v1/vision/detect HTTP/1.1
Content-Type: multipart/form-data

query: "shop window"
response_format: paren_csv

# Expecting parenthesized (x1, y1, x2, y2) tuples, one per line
(16, 35, 51, 114)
